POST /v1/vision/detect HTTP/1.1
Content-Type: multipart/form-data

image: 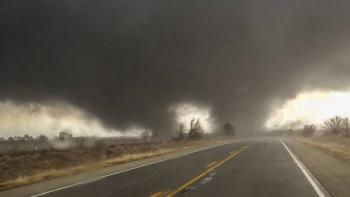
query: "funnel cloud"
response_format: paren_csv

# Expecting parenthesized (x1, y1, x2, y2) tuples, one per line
(2, 0, 350, 136)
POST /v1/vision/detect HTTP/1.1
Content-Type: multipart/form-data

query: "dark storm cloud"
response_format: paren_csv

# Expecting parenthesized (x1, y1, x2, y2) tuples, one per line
(2, 0, 350, 135)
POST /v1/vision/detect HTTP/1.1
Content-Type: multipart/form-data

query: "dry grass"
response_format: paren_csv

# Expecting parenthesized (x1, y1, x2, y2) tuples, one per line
(296, 137, 350, 161)
(0, 165, 94, 190)
(0, 139, 218, 191)
(104, 149, 171, 167)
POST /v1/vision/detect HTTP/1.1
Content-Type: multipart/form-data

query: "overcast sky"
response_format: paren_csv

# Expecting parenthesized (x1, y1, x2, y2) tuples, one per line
(2, 0, 350, 136)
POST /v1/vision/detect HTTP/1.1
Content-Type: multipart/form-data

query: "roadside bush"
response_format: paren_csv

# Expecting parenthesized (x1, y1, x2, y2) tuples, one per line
(323, 116, 350, 137)
(188, 119, 203, 140)
(223, 122, 236, 136)
(301, 124, 316, 137)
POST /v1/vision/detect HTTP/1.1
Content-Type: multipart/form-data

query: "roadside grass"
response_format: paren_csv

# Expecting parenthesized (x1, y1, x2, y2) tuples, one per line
(103, 149, 171, 167)
(296, 137, 350, 161)
(0, 139, 219, 191)
(0, 165, 93, 191)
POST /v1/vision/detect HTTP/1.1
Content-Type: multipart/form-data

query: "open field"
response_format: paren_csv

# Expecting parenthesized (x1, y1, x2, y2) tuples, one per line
(295, 137, 350, 161)
(0, 138, 218, 191)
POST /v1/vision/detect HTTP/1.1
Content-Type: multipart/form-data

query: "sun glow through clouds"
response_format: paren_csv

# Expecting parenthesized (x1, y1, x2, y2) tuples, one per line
(265, 90, 350, 129)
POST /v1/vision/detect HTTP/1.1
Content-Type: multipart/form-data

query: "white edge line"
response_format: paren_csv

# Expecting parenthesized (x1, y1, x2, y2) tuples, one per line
(279, 138, 330, 197)
(30, 141, 234, 197)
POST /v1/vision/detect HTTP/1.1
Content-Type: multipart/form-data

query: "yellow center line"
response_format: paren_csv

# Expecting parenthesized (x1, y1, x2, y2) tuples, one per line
(166, 146, 248, 197)
(150, 189, 172, 197)
(206, 161, 218, 168)
(150, 192, 163, 197)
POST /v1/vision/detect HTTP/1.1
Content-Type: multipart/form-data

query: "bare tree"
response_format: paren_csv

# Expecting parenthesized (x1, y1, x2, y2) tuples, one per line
(323, 116, 348, 136)
(343, 117, 350, 137)
(301, 124, 316, 137)
(188, 119, 202, 140)
(178, 123, 185, 140)
(223, 122, 236, 136)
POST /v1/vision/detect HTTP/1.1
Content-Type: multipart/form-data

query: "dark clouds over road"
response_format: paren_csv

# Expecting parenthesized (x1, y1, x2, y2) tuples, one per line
(2, 0, 350, 135)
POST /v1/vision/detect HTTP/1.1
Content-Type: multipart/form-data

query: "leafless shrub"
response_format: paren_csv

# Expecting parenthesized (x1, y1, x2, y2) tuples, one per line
(178, 123, 185, 139)
(342, 117, 350, 137)
(188, 119, 203, 140)
(301, 124, 316, 137)
(323, 116, 349, 137)
(223, 122, 236, 136)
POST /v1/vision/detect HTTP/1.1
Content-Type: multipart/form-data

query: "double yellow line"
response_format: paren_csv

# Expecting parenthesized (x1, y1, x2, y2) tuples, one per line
(164, 146, 248, 197)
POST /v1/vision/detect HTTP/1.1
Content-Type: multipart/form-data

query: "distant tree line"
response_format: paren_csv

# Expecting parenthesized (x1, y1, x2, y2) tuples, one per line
(173, 118, 204, 141)
(173, 119, 236, 141)
(271, 115, 350, 138)
(1, 134, 49, 143)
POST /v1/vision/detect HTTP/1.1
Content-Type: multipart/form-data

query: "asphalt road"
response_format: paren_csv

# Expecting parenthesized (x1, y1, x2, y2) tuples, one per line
(32, 138, 324, 197)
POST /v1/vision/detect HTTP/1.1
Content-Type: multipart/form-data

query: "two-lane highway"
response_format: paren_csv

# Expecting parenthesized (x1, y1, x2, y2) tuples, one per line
(31, 138, 326, 197)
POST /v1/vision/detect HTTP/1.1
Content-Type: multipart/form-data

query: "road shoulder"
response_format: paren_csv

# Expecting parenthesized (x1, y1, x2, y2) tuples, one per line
(285, 138, 350, 197)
